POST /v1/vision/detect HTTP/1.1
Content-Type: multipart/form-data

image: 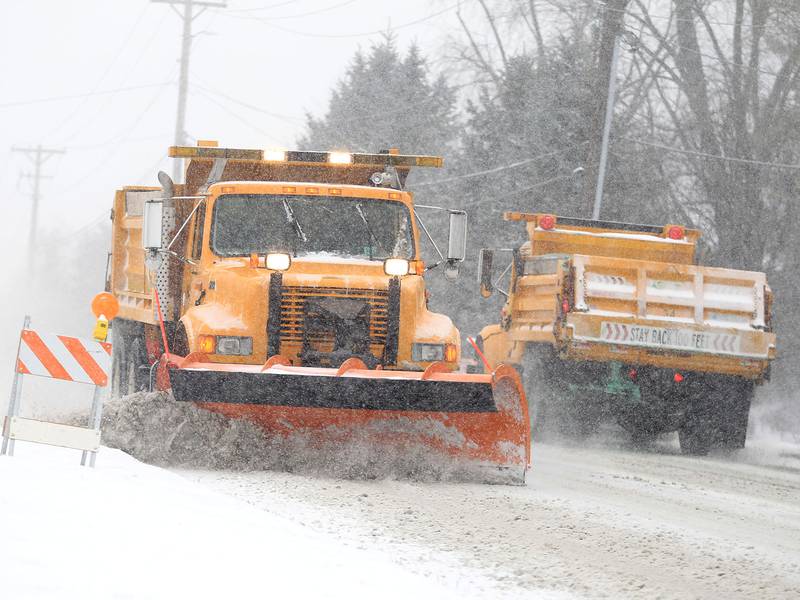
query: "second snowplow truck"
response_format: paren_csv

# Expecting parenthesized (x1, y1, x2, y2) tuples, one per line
(106, 142, 529, 482)
(476, 213, 776, 455)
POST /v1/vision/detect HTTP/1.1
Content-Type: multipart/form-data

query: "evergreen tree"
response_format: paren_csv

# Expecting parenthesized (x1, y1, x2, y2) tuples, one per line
(299, 35, 457, 156)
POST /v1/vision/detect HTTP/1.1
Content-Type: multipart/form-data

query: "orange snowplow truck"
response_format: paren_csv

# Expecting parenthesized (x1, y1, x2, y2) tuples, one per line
(476, 213, 776, 455)
(107, 142, 529, 482)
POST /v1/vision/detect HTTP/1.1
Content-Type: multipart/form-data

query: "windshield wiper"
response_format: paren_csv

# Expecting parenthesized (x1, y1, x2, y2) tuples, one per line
(355, 203, 386, 260)
(282, 198, 307, 243)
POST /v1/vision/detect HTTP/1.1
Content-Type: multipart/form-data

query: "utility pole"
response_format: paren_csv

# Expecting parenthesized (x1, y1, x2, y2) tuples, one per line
(12, 145, 66, 272)
(153, 0, 227, 181)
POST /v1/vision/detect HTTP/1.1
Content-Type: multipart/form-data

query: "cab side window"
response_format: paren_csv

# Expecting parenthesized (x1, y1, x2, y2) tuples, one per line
(190, 204, 206, 260)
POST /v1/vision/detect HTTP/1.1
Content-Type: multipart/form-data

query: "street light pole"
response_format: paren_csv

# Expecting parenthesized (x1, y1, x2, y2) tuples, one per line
(592, 33, 621, 221)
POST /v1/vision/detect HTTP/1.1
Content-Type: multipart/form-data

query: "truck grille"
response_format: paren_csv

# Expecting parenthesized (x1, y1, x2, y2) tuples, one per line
(279, 286, 389, 354)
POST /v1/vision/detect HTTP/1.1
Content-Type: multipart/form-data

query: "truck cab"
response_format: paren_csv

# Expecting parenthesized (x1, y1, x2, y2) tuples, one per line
(109, 142, 467, 393)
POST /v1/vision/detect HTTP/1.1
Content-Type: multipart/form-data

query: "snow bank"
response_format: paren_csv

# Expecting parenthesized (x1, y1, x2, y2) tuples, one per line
(0, 442, 459, 600)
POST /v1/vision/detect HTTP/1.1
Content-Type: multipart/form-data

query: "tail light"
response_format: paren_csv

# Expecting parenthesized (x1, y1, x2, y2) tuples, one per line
(562, 299, 570, 315)
(666, 225, 684, 240)
(673, 372, 684, 383)
(538, 214, 556, 230)
(628, 368, 638, 381)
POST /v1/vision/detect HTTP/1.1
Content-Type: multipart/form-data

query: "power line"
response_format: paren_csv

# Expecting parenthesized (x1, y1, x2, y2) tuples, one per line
(413, 144, 586, 187)
(224, 1, 462, 38)
(193, 89, 291, 146)
(191, 82, 306, 122)
(470, 172, 582, 207)
(38, 211, 110, 251)
(46, 4, 151, 140)
(66, 134, 172, 152)
(55, 11, 172, 146)
(229, 0, 358, 21)
(226, 0, 304, 13)
(0, 82, 174, 108)
(623, 137, 800, 170)
(58, 79, 175, 193)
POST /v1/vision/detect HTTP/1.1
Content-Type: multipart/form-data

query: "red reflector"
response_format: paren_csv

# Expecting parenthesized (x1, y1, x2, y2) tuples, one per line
(628, 368, 637, 381)
(539, 215, 556, 230)
(562, 299, 570, 314)
(667, 226, 684, 240)
(674, 372, 684, 383)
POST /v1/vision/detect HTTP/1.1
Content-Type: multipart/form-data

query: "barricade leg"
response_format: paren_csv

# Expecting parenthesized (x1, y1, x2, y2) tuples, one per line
(81, 385, 105, 467)
(2, 316, 30, 458)
(1, 370, 23, 456)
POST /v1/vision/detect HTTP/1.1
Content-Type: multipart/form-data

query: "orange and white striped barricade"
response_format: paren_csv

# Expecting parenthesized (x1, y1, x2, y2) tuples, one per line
(1, 316, 112, 467)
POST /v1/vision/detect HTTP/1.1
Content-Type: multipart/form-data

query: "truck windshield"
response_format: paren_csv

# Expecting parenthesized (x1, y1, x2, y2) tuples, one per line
(211, 194, 415, 260)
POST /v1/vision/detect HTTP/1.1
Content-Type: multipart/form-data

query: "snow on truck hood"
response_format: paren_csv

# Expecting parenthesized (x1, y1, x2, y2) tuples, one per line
(213, 253, 388, 268)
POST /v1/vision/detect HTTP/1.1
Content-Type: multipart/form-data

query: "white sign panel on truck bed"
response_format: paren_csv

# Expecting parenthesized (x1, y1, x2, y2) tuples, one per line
(600, 321, 742, 355)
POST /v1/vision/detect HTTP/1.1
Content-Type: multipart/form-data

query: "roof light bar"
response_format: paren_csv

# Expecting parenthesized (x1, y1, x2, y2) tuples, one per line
(263, 149, 287, 162)
(328, 151, 353, 165)
(168, 145, 443, 168)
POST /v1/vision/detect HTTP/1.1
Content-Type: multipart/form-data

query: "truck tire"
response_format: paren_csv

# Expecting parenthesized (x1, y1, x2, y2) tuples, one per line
(126, 337, 148, 395)
(679, 375, 754, 455)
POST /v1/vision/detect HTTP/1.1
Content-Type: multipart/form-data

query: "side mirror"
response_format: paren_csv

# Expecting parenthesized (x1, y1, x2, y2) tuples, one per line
(142, 200, 164, 250)
(447, 211, 467, 262)
(478, 248, 494, 298)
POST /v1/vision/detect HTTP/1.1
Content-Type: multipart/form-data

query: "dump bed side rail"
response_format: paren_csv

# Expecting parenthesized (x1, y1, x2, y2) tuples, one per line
(571, 254, 766, 330)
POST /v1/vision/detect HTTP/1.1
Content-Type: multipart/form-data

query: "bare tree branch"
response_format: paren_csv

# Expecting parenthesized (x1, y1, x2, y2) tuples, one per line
(455, 3, 501, 87)
(477, 0, 509, 70)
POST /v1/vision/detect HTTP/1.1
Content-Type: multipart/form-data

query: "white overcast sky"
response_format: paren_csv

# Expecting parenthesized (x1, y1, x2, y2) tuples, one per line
(0, 0, 466, 249)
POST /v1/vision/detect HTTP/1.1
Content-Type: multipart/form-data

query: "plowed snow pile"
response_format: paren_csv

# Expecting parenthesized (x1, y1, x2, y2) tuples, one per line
(101, 391, 511, 483)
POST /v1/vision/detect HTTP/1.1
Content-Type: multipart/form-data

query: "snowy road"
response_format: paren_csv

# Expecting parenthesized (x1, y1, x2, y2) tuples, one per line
(180, 440, 800, 599)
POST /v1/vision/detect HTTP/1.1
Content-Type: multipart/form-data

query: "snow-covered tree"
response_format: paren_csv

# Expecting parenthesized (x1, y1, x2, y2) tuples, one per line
(299, 35, 458, 156)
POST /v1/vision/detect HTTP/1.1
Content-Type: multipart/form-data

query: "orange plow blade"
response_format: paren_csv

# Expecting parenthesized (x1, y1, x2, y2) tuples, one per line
(165, 355, 531, 484)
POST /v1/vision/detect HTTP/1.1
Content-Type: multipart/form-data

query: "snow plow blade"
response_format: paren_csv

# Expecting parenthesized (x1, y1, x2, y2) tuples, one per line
(165, 355, 530, 483)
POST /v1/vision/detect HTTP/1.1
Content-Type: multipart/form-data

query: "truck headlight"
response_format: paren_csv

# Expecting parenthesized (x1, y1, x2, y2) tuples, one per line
(216, 336, 253, 356)
(384, 258, 410, 276)
(412, 343, 445, 362)
(266, 252, 291, 271)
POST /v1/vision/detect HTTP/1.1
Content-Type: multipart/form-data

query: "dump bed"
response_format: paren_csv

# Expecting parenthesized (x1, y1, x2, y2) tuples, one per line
(504, 213, 775, 379)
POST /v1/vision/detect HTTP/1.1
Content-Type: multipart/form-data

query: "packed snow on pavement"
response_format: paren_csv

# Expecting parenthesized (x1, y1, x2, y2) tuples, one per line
(0, 442, 562, 600)
(96, 390, 800, 598)
(181, 435, 800, 600)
